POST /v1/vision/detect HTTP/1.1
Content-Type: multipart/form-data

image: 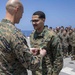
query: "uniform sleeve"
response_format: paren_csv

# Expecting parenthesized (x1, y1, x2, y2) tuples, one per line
(11, 32, 43, 71)
(51, 36, 63, 73)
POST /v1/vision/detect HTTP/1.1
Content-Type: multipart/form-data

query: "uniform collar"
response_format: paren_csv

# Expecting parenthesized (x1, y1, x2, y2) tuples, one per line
(1, 19, 14, 25)
(34, 26, 47, 39)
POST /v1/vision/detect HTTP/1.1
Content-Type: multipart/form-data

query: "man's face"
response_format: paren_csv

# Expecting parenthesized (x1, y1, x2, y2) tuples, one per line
(31, 15, 45, 30)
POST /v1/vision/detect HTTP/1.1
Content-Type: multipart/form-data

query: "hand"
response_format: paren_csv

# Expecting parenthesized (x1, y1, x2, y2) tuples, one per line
(30, 48, 40, 55)
(40, 48, 46, 57)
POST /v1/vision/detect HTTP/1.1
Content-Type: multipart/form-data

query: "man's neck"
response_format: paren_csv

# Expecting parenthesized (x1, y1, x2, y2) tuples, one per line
(37, 26, 44, 33)
(5, 12, 15, 25)
(4, 18, 14, 25)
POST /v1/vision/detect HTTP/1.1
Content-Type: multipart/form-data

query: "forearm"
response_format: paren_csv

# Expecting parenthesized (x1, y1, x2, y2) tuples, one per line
(15, 47, 43, 71)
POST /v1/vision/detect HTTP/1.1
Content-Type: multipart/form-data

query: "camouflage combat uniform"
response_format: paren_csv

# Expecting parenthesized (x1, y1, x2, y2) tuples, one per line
(71, 31, 75, 60)
(30, 26, 63, 75)
(68, 32, 73, 55)
(0, 19, 43, 75)
(61, 34, 69, 57)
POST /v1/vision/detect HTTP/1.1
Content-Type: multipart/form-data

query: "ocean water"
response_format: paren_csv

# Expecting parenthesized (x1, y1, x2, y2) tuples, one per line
(22, 30, 32, 37)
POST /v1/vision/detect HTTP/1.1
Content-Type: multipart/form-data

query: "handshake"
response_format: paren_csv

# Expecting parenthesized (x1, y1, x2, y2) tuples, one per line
(30, 48, 46, 57)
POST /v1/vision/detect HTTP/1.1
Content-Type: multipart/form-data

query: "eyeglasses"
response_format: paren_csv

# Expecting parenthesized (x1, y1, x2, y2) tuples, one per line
(31, 19, 39, 22)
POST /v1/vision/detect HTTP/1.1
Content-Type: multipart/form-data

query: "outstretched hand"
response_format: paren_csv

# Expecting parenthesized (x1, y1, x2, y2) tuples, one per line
(30, 48, 40, 56)
(40, 48, 46, 57)
(30, 48, 46, 57)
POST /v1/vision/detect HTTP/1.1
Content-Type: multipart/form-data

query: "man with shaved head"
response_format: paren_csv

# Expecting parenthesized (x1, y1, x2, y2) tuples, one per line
(0, 0, 46, 75)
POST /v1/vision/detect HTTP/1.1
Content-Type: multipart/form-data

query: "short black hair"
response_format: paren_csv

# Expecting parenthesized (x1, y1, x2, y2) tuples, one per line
(33, 11, 46, 19)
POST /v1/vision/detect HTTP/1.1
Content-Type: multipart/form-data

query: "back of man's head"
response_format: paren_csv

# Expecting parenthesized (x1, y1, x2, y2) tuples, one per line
(5, 0, 24, 24)
(6, 0, 23, 13)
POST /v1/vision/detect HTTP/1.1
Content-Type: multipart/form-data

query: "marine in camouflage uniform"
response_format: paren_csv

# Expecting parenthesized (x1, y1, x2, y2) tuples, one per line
(30, 11, 63, 75)
(60, 30, 69, 57)
(68, 29, 73, 56)
(30, 26, 63, 75)
(0, 0, 46, 75)
(71, 31, 75, 60)
(0, 19, 45, 75)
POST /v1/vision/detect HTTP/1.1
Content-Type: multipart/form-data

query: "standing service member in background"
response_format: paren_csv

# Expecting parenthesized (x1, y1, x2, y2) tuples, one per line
(0, 0, 46, 75)
(71, 30, 75, 60)
(30, 11, 63, 75)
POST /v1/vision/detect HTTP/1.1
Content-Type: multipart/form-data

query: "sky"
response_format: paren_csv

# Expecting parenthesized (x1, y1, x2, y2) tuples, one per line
(0, 0, 75, 30)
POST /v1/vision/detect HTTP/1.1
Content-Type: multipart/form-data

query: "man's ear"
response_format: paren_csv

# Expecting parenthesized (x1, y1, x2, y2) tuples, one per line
(43, 18, 45, 22)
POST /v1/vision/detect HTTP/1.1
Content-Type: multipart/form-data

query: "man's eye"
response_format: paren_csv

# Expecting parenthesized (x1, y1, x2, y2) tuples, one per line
(31, 20, 39, 22)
